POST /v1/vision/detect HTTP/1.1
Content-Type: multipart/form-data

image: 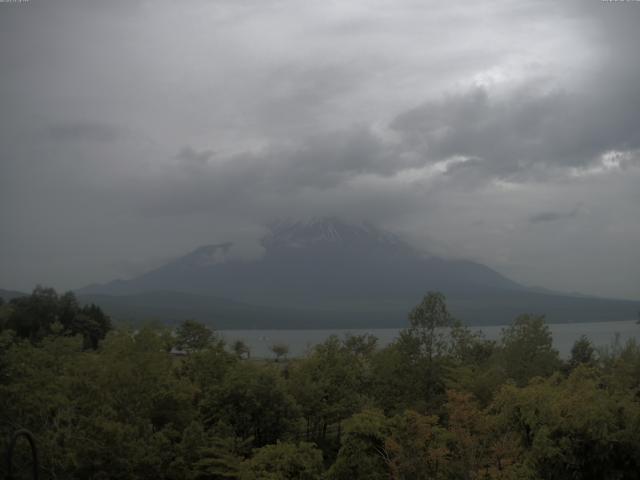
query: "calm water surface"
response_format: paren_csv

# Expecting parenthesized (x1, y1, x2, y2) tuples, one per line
(221, 320, 640, 359)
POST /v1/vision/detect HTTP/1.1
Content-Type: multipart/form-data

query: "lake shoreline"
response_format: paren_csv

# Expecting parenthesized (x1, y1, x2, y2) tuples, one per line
(218, 320, 640, 359)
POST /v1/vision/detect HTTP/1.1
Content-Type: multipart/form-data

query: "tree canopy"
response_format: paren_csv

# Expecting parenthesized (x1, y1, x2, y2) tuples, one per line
(1, 289, 639, 479)
(3, 286, 111, 348)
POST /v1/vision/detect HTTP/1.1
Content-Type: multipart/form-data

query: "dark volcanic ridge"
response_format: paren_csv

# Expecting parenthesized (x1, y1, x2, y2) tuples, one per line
(78, 217, 523, 298)
(72, 218, 640, 328)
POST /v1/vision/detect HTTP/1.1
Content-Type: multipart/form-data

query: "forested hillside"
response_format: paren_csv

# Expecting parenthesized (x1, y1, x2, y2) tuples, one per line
(1, 289, 640, 479)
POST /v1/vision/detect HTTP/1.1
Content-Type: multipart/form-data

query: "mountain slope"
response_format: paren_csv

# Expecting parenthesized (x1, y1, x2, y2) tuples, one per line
(0, 288, 28, 302)
(79, 218, 523, 299)
(77, 218, 640, 327)
(75, 289, 640, 329)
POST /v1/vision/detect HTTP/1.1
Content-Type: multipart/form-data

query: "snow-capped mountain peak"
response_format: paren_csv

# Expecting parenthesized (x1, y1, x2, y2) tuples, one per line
(262, 217, 414, 254)
(178, 242, 234, 267)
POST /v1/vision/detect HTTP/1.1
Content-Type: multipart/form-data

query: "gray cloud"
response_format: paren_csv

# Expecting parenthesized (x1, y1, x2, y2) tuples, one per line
(46, 122, 123, 143)
(529, 207, 580, 225)
(391, 81, 640, 181)
(1, 0, 639, 300)
(175, 146, 215, 166)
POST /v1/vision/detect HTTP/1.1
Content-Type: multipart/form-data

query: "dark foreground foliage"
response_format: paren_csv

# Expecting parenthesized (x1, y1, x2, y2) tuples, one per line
(1, 289, 640, 479)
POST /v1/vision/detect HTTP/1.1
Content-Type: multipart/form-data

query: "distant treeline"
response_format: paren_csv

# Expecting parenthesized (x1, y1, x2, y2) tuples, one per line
(1, 288, 640, 479)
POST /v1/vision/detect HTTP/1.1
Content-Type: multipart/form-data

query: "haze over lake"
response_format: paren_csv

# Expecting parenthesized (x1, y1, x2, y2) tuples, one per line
(222, 320, 640, 359)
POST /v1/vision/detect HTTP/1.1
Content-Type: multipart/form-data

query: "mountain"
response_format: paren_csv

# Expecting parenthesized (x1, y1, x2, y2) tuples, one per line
(79, 218, 522, 299)
(77, 218, 640, 328)
(0, 288, 28, 302)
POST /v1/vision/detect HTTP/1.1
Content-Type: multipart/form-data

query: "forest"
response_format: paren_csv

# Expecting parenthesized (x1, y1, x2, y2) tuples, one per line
(1, 287, 640, 479)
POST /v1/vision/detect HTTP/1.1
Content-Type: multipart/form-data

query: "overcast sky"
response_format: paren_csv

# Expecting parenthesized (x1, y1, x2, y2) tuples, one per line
(1, 0, 639, 299)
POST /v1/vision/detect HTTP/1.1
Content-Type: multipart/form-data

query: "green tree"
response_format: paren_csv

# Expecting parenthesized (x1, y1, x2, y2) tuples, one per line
(176, 319, 215, 351)
(289, 336, 366, 443)
(568, 335, 595, 370)
(491, 367, 640, 480)
(443, 389, 527, 480)
(499, 314, 560, 385)
(371, 293, 456, 413)
(75, 303, 112, 349)
(599, 338, 640, 394)
(342, 333, 378, 358)
(370, 333, 429, 413)
(446, 325, 502, 406)
(7, 286, 60, 341)
(232, 339, 251, 359)
(0, 299, 12, 332)
(239, 442, 324, 480)
(180, 342, 237, 394)
(384, 410, 451, 480)
(4, 287, 111, 349)
(407, 291, 454, 360)
(328, 409, 390, 480)
(202, 362, 299, 446)
(271, 342, 289, 362)
(449, 322, 495, 366)
(168, 421, 245, 480)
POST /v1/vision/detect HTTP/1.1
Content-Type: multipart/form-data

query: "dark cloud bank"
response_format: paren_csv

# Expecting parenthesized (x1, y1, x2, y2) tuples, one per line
(0, 0, 639, 299)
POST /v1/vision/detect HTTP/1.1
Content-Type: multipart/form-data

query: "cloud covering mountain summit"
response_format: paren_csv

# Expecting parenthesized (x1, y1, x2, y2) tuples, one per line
(1, 0, 639, 299)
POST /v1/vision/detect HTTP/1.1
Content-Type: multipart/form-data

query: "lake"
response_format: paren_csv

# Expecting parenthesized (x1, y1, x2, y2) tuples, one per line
(220, 320, 640, 359)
